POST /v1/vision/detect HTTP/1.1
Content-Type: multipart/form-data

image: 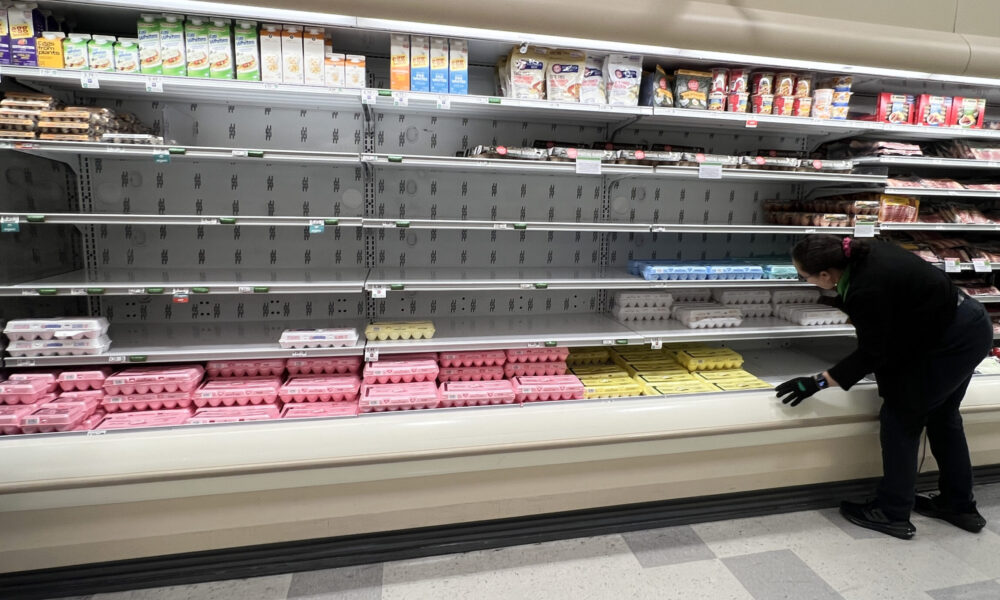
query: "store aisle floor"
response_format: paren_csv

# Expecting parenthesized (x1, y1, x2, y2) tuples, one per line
(62, 483, 1000, 600)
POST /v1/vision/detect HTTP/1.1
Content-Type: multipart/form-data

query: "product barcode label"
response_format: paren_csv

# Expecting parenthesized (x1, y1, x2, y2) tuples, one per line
(575, 157, 601, 175)
(364, 347, 379, 362)
(81, 73, 99, 89)
(943, 258, 962, 273)
(436, 95, 450, 110)
(698, 163, 723, 179)
(370, 286, 387, 298)
(145, 77, 163, 93)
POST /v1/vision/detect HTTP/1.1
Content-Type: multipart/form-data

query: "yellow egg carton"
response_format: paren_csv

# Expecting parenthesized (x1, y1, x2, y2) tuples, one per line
(566, 347, 611, 366)
(676, 348, 744, 371)
(622, 360, 686, 377)
(713, 379, 773, 391)
(570, 364, 629, 376)
(584, 379, 645, 399)
(364, 320, 436, 341)
(578, 374, 634, 385)
(637, 371, 701, 385)
(646, 381, 720, 396)
(694, 369, 759, 383)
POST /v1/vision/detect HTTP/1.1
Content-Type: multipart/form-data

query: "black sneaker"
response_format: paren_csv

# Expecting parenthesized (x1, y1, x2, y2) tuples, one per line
(839, 500, 916, 540)
(913, 493, 987, 533)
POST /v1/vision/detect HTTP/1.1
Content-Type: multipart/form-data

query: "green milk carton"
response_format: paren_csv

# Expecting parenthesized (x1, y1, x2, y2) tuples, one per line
(159, 13, 185, 76)
(137, 13, 161, 74)
(233, 20, 259, 81)
(114, 38, 140, 73)
(184, 16, 209, 77)
(207, 18, 233, 79)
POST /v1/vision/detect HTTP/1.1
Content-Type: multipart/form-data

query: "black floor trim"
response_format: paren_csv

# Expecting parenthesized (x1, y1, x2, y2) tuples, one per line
(4, 465, 1000, 600)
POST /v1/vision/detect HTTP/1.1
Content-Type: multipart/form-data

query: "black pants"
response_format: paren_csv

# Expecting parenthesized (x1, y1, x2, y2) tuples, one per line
(875, 298, 994, 520)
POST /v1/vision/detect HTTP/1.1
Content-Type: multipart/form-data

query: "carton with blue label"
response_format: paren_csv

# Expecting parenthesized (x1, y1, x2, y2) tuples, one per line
(429, 37, 448, 94)
(409, 35, 429, 92)
(448, 38, 467, 95)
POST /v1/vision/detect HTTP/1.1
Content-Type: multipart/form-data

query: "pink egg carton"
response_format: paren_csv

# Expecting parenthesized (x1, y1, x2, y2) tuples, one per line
(193, 376, 282, 407)
(102, 392, 194, 412)
(0, 378, 59, 404)
(505, 347, 571, 363)
(437, 365, 505, 382)
(20, 401, 95, 433)
(187, 405, 281, 424)
(280, 402, 359, 419)
(278, 375, 361, 402)
(286, 356, 362, 375)
(511, 375, 586, 402)
(97, 408, 194, 430)
(362, 359, 439, 384)
(0, 399, 50, 434)
(8, 370, 61, 386)
(438, 380, 516, 407)
(438, 350, 506, 368)
(504, 361, 568, 378)
(58, 367, 113, 391)
(3, 317, 109, 341)
(358, 382, 440, 412)
(103, 365, 204, 395)
(58, 389, 106, 403)
(380, 352, 439, 362)
(73, 409, 108, 431)
(205, 359, 286, 378)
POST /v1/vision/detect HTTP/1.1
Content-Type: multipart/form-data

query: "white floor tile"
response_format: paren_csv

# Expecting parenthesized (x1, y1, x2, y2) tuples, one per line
(691, 510, 850, 558)
(91, 574, 292, 600)
(640, 558, 753, 600)
(911, 514, 1000, 579)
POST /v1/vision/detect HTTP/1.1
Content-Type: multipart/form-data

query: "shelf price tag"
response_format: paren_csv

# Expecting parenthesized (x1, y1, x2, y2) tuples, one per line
(361, 89, 377, 105)
(172, 294, 189, 303)
(650, 338, 663, 350)
(14, 359, 36, 367)
(943, 258, 962, 273)
(392, 92, 409, 107)
(492, 223, 510, 230)
(972, 258, 992, 273)
(107, 355, 127, 363)
(370, 285, 387, 298)
(745, 119, 758, 128)
(231, 149, 249, 157)
(128, 288, 146, 295)
(145, 77, 163, 93)
(1, 216, 19, 233)
(364, 347, 379, 362)
(575, 157, 602, 175)
(698, 163, 723, 179)
(854, 222, 876, 238)
(291, 351, 308, 358)
(436, 95, 451, 110)
(81, 72, 99, 89)
(70, 288, 86, 296)
(308, 219, 325, 234)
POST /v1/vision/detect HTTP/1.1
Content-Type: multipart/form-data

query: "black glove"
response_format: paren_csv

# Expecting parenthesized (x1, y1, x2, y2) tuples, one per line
(776, 376, 821, 407)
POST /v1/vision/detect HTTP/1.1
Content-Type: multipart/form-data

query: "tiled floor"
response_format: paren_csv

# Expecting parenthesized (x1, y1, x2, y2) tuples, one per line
(62, 483, 1000, 600)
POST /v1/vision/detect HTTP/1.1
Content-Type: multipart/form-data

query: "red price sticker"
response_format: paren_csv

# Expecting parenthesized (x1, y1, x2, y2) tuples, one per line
(746, 119, 758, 128)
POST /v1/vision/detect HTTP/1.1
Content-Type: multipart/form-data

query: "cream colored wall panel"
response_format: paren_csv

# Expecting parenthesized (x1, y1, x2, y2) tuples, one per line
(955, 0, 1000, 36)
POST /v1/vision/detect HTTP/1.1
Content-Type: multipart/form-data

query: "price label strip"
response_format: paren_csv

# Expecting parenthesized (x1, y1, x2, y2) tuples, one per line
(972, 258, 992, 273)
(698, 163, 723, 179)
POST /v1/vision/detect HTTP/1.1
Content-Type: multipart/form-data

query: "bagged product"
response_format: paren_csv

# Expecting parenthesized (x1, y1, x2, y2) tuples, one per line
(36, 31, 63, 68)
(546, 49, 585, 102)
(604, 53, 642, 106)
(208, 18, 234, 79)
(184, 16, 210, 77)
(509, 45, 548, 100)
(496, 54, 509, 96)
(259, 23, 282, 82)
(579, 54, 606, 104)
(87, 35, 115, 72)
(429, 37, 449, 93)
(409, 35, 429, 92)
(640, 64, 672, 107)
(137, 13, 161, 74)
(673, 69, 711, 109)
(281, 25, 303, 84)
(302, 26, 324, 85)
(114, 38, 140, 73)
(159, 14, 186, 76)
(233, 20, 259, 81)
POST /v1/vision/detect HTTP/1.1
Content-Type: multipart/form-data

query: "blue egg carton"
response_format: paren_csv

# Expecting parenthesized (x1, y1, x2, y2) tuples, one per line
(700, 263, 764, 280)
(762, 265, 798, 279)
(640, 264, 710, 280)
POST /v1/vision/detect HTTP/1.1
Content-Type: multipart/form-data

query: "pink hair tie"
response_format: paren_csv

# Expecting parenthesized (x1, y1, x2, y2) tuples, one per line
(842, 236, 852, 258)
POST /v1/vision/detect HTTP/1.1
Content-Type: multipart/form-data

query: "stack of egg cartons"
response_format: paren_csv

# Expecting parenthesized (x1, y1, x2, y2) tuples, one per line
(507, 347, 585, 403)
(359, 353, 440, 412)
(99, 365, 203, 428)
(671, 301, 744, 329)
(3, 317, 112, 358)
(612, 291, 674, 323)
(611, 346, 707, 397)
(279, 327, 359, 348)
(437, 350, 515, 408)
(562, 347, 639, 399)
(191, 359, 287, 423)
(712, 288, 773, 318)
(771, 289, 848, 326)
(281, 356, 363, 419)
(0, 372, 60, 434)
(672, 344, 771, 392)
(1, 371, 108, 434)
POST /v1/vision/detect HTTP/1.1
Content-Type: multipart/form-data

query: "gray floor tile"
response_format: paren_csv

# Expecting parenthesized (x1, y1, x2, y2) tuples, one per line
(286, 564, 383, 600)
(927, 580, 1000, 600)
(723, 549, 843, 600)
(818, 508, 886, 540)
(92, 574, 291, 600)
(973, 483, 1000, 508)
(622, 525, 715, 568)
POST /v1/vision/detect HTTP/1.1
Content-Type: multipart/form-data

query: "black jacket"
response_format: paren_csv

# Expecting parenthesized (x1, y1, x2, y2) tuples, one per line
(827, 241, 959, 408)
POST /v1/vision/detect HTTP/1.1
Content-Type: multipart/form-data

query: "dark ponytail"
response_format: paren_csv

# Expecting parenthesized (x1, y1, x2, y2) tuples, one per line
(792, 234, 871, 275)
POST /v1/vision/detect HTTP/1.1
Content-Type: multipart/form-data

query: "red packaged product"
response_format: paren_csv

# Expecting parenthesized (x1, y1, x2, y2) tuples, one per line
(728, 69, 749, 93)
(876, 93, 916, 125)
(750, 72, 774, 95)
(949, 97, 986, 128)
(794, 74, 813, 98)
(773, 95, 795, 117)
(914, 95, 951, 127)
(726, 92, 749, 113)
(792, 97, 812, 117)
(710, 68, 728, 93)
(707, 92, 726, 111)
(751, 94, 773, 115)
(774, 73, 796, 97)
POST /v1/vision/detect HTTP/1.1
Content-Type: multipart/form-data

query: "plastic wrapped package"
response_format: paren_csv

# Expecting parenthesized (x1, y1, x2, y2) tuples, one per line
(103, 391, 194, 412)
(103, 366, 204, 395)
(676, 348, 744, 370)
(58, 368, 113, 391)
(505, 347, 570, 363)
(504, 361, 568, 378)
(193, 376, 283, 407)
(279, 328, 359, 348)
(511, 375, 586, 402)
(358, 382, 440, 412)
(280, 402, 358, 419)
(613, 291, 673, 308)
(771, 289, 822, 304)
(437, 365, 505, 382)
(5, 335, 112, 357)
(438, 380, 516, 407)
(363, 359, 439, 384)
(712, 289, 771, 305)
(604, 54, 642, 106)
(278, 376, 361, 403)
(364, 321, 435, 341)
(187, 405, 281, 424)
(438, 350, 506, 368)
(286, 356, 362, 375)
(205, 359, 286, 378)
(97, 409, 194, 430)
(466, 145, 548, 160)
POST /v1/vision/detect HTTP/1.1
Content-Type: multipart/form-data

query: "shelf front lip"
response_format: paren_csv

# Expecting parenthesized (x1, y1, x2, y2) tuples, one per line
(853, 156, 1000, 170)
(0, 213, 363, 227)
(630, 324, 857, 342)
(650, 166, 886, 184)
(364, 275, 816, 292)
(974, 295, 1000, 303)
(0, 281, 367, 297)
(879, 222, 1000, 232)
(370, 90, 651, 121)
(3, 342, 365, 368)
(364, 219, 650, 232)
(650, 224, 855, 235)
(884, 187, 1000, 198)
(0, 139, 361, 164)
(365, 334, 646, 353)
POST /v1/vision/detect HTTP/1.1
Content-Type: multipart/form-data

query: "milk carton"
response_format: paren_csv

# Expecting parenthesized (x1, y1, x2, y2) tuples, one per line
(208, 18, 233, 79)
(281, 25, 303, 84)
(114, 38, 140, 73)
(62, 32, 89, 69)
(259, 23, 282, 83)
(429, 37, 448, 94)
(159, 14, 186, 76)
(389, 33, 409, 90)
(36, 30, 63, 68)
(448, 38, 468, 94)
(9, 33, 34, 65)
(87, 35, 115, 72)
(184, 16, 210, 77)
(233, 20, 259, 81)
(345, 54, 365, 89)
(0, 4, 11, 65)
(302, 26, 324, 85)
(410, 35, 429, 92)
(137, 13, 161, 74)
(325, 52, 345, 88)
(7, 2, 43, 40)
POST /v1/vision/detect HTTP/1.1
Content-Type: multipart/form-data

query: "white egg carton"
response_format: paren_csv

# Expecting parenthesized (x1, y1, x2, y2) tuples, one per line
(278, 328, 359, 349)
(670, 288, 712, 303)
(776, 304, 849, 326)
(740, 304, 774, 318)
(712, 289, 772, 305)
(672, 304, 744, 329)
(3, 317, 109, 341)
(5, 335, 112, 357)
(771, 289, 822, 305)
(612, 291, 673, 309)
(613, 305, 672, 322)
